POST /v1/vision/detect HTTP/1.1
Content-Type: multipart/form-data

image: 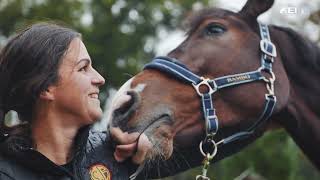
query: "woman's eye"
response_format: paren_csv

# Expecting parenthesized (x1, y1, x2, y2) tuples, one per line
(79, 66, 87, 72)
(205, 24, 226, 36)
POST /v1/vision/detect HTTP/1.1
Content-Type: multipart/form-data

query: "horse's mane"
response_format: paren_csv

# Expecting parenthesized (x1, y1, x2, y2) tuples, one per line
(273, 26, 320, 73)
(272, 25, 320, 115)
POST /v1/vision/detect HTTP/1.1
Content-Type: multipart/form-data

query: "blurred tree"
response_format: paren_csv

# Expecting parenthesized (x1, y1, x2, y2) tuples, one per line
(82, 0, 211, 90)
(0, 0, 211, 97)
(0, 0, 84, 36)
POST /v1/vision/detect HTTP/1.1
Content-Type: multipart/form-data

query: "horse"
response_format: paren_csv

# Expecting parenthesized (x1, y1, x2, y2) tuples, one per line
(108, 0, 320, 178)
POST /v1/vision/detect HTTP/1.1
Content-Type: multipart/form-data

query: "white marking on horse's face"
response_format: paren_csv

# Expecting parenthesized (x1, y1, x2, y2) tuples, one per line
(112, 78, 133, 110)
(133, 83, 146, 93)
(106, 78, 146, 123)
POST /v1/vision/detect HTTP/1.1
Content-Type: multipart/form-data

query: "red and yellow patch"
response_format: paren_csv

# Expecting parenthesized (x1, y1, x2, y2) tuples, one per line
(89, 163, 112, 180)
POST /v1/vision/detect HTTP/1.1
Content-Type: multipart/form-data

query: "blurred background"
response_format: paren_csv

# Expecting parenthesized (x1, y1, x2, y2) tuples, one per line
(1, 0, 320, 179)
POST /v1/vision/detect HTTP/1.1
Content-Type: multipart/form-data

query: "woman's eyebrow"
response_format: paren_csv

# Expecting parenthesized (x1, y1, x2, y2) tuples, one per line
(76, 58, 91, 65)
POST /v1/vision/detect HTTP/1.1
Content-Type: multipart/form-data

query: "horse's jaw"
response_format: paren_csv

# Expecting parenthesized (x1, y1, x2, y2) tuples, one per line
(138, 114, 175, 160)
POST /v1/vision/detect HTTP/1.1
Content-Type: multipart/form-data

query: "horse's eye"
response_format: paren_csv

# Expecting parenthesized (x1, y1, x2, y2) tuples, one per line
(205, 24, 226, 36)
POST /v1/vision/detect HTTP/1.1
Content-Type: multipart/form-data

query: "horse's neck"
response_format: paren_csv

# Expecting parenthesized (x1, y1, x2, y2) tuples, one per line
(280, 89, 320, 168)
(272, 26, 320, 169)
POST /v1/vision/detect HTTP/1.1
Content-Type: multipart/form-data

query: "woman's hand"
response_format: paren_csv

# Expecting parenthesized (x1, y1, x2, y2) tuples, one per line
(110, 127, 152, 164)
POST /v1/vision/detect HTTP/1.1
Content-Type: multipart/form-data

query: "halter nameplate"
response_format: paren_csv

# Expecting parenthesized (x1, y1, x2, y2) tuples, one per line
(143, 23, 277, 146)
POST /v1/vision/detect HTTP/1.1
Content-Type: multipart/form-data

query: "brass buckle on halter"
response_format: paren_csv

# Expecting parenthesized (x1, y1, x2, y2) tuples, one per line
(193, 77, 217, 97)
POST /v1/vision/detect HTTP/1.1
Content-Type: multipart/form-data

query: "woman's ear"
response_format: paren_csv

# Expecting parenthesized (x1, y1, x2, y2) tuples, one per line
(39, 86, 56, 101)
(239, 0, 274, 24)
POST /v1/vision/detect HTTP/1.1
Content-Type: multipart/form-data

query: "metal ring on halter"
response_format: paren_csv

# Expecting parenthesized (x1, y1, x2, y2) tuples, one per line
(267, 71, 275, 82)
(258, 67, 276, 83)
(199, 139, 218, 159)
(266, 81, 275, 95)
(192, 77, 217, 97)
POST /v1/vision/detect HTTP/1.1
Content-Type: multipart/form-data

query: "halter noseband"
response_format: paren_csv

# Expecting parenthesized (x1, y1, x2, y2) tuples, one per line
(143, 23, 277, 171)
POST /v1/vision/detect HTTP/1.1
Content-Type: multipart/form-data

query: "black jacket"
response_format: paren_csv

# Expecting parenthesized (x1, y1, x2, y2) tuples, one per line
(0, 125, 204, 180)
(0, 126, 138, 180)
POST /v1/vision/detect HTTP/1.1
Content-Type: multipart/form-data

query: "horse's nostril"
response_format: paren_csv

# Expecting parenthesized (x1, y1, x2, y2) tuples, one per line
(113, 91, 141, 126)
(115, 91, 136, 114)
(112, 91, 140, 129)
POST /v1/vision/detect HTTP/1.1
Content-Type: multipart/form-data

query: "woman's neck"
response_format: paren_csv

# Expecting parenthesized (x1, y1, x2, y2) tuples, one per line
(31, 111, 80, 165)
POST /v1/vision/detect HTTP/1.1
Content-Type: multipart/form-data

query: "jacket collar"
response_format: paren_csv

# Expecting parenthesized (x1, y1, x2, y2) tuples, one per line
(0, 125, 91, 175)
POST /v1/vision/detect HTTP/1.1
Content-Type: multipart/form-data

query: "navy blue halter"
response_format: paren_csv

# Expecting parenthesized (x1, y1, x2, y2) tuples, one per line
(143, 23, 277, 148)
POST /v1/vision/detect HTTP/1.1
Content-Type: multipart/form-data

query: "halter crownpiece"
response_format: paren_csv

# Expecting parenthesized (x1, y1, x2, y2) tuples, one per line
(143, 23, 277, 179)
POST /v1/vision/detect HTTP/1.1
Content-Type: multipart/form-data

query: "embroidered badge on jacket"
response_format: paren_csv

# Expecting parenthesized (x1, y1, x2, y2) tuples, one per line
(89, 163, 112, 180)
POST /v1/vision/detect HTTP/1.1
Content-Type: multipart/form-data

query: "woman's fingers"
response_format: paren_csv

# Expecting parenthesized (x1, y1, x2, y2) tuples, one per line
(132, 133, 152, 164)
(111, 127, 139, 162)
(111, 128, 152, 164)
(110, 127, 139, 144)
(114, 143, 137, 162)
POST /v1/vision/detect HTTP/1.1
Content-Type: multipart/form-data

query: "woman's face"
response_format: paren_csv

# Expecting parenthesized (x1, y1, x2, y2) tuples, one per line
(52, 38, 105, 125)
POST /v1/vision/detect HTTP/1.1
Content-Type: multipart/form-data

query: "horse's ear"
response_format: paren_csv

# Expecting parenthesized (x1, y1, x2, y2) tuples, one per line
(239, 0, 274, 23)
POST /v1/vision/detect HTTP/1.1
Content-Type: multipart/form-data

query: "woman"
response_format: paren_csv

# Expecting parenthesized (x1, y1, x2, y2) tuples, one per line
(0, 23, 150, 180)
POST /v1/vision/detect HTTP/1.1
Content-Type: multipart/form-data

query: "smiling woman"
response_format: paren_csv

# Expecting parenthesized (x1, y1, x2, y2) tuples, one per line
(51, 38, 105, 126)
(0, 22, 200, 180)
(0, 23, 154, 180)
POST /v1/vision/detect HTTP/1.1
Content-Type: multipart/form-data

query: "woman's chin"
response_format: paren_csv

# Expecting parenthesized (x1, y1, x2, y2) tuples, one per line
(88, 108, 103, 123)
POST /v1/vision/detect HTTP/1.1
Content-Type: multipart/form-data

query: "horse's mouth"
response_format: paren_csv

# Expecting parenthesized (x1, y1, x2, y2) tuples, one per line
(133, 114, 174, 160)
(139, 114, 173, 134)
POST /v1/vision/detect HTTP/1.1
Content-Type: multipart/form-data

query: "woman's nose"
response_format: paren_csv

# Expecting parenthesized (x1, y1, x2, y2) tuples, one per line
(92, 69, 105, 86)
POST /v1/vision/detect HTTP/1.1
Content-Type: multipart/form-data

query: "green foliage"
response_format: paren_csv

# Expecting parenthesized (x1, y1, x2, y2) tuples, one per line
(0, 0, 211, 90)
(0, 0, 84, 36)
(0, 0, 208, 89)
(82, 0, 211, 89)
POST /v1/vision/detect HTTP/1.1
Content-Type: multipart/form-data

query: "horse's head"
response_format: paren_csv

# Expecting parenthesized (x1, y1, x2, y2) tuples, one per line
(109, 0, 290, 167)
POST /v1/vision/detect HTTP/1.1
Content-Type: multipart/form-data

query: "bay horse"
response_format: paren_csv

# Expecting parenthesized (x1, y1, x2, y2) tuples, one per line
(109, 0, 320, 178)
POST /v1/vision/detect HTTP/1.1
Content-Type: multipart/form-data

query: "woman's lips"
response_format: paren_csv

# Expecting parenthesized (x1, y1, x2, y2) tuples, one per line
(89, 93, 99, 99)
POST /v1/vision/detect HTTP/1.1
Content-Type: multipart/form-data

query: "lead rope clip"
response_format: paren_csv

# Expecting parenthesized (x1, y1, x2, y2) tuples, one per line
(196, 153, 212, 180)
(196, 138, 220, 180)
